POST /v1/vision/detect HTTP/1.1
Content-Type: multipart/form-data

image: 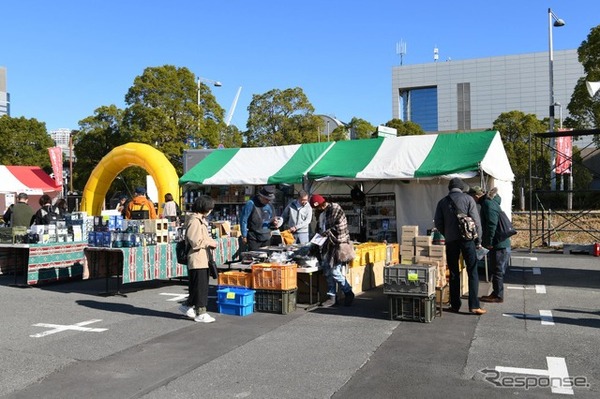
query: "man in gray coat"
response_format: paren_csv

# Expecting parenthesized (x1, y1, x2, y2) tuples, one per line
(281, 190, 312, 244)
(434, 178, 486, 315)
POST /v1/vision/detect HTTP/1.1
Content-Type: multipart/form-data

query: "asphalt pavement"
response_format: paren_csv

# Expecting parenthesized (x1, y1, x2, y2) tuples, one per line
(0, 250, 598, 398)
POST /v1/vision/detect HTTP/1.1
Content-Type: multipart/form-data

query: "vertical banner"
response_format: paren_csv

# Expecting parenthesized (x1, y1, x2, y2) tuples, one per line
(48, 146, 63, 186)
(555, 134, 572, 175)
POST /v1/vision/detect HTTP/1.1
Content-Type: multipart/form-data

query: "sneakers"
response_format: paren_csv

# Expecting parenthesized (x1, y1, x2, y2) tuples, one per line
(178, 304, 196, 319)
(480, 294, 504, 303)
(344, 291, 355, 306)
(321, 296, 336, 308)
(194, 313, 216, 323)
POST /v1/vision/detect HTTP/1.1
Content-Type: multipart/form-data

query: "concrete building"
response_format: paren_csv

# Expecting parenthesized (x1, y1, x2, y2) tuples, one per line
(391, 49, 584, 133)
(0, 67, 9, 117)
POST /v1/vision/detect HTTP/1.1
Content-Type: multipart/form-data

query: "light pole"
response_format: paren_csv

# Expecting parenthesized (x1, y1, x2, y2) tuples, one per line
(195, 77, 222, 147)
(548, 7, 565, 191)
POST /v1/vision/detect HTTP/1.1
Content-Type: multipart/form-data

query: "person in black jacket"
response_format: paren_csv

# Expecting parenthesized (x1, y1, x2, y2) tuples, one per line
(32, 195, 57, 225)
(434, 178, 486, 315)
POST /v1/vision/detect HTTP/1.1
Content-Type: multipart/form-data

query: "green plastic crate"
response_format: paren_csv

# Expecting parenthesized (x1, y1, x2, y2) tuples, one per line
(388, 294, 435, 323)
(254, 289, 297, 315)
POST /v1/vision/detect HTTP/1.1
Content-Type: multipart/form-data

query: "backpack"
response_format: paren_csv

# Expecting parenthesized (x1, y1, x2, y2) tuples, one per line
(495, 210, 517, 243)
(447, 196, 478, 241)
(176, 239, 189, 264)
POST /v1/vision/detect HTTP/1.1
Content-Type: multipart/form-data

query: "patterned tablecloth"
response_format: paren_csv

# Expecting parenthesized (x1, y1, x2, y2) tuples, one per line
(0, 242, 87, 285)
(84, 238, 240, 284)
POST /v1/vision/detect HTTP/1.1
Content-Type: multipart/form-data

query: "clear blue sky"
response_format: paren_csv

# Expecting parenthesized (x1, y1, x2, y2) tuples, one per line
(3, 1, 599, 133)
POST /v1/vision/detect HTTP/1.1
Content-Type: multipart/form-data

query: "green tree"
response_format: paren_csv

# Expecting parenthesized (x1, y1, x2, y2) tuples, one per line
(122, 65, 225, 172)
(245, 87, 321, 146)
(384, 118, 425, 136)
(566, 24, 600, 146)
(74, 105, 127, 192)
(0, 115, 54, 169)
(493, 111, 547, 191)
(347, 117, 375, 139)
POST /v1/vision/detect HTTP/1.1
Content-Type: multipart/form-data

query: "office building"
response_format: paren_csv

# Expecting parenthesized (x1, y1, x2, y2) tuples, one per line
(0, 67, 9, 117)
(391, 49, 584, 133)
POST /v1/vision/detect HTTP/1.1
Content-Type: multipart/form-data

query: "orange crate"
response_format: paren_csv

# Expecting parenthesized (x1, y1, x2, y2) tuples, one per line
(251, 263, 297, 290)
(218, 271, 252, 288)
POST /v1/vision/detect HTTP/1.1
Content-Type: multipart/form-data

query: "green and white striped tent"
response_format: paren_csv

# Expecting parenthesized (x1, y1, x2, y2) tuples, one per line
(180, 131, 514, 236)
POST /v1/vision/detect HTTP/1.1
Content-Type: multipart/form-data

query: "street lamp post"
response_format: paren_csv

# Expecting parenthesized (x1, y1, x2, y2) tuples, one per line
(196, 77, 222, 145)
(548, 8, 565, 191)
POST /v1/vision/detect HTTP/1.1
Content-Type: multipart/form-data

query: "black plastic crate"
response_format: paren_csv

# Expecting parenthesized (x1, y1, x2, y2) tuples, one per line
(388, 294, 435, 323)
(254, 289, 297, 315)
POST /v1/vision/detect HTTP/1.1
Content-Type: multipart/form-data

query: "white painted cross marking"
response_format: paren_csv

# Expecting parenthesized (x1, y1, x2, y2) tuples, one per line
(496, 356, 573, 395)
(505, 284, 546, 293)
(159, 293, 189, 302)
(30, 319, 108, 338)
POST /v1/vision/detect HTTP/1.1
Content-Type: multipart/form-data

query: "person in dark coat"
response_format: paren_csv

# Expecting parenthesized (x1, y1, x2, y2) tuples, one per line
(469, 186, 511, 303)
(3, 193, 34, 227)
(434, 178, 486, 315)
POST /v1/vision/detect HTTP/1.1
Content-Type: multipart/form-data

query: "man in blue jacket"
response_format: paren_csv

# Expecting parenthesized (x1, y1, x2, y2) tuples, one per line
(469, 186, 511, 304)
(434, 178, 486, 315)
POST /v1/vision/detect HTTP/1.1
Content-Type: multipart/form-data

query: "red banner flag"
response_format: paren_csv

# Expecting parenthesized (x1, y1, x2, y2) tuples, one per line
(48, 146, 63, 186)
(555, 134, 572, 175)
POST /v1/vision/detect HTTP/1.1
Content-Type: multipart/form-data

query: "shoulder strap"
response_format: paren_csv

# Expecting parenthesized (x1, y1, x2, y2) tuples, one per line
(446, 195, 459, 215)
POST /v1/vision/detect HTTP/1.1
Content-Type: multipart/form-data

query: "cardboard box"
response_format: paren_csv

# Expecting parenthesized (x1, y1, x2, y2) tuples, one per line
(414, 246, 429, 257)
(415, 235, 432, 247)
(401, 237, 415, 247)
(213, 221, 231, 236)
(347, 265, 370, 294)
(401, 225, 419, 237)
(429, 244, 446, 259)
(371, 260, 386, 287)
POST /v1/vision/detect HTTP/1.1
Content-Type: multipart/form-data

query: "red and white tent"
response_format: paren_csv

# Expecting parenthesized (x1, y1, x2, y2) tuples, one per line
(0, 165, 61, 195)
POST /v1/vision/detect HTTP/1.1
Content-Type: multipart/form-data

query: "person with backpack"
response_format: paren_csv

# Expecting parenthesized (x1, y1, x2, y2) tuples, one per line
(125, 187, 157, 219)
(32, 194, 58, 225)
(434, 178, 486, 315)
(468, 185, 511, 304)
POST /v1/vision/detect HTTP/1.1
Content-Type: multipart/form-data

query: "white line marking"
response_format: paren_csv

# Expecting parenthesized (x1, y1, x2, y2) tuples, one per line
(159, 293, 189, 301)
(533, 267, 541, 275)
(502, 313, 540, 321)
(496, 356, 573, 395)
(535, 285, 546, 294)
(509, 268, 541, 275)
(540, 310, 555, 325)
(505, 284, 546, 293)
(30, 319, 108, 338)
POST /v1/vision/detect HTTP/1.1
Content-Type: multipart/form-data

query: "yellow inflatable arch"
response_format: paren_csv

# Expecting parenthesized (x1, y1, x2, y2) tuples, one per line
(81, 143, 180, 216)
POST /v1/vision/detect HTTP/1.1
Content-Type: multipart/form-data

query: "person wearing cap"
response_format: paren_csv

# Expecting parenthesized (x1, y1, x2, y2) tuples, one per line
(310, 193, 355, 307)
(434, 178, 486, 315)
(125, 187, 157, 219)
(469, 186, 511, 304)
(281, 190, 312, 244)
(240, 186, 276, 250)
(2, 193, 34, 228)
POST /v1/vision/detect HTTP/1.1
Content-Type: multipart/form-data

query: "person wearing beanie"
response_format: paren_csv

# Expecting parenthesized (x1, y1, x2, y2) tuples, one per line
(434, 177, 486, 315)
(240, 185, 276, 250)
(309, 193, 355, 307)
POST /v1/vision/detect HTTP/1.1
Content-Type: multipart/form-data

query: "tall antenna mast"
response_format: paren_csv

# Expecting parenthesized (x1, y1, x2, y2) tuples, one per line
(396, 40, 407, 65)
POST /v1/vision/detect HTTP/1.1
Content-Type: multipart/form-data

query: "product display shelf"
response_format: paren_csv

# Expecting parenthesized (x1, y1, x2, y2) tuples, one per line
(365, 193, 397, 243)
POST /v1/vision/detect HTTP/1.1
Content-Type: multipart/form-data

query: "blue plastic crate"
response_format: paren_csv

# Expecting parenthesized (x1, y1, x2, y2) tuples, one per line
(217, 303, 254, 316)
(216, 287, 255, 307)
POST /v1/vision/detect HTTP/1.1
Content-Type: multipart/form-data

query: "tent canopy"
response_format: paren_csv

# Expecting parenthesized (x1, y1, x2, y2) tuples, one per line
(180, 131, 514, 186)
(0, 165, 61, 195)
